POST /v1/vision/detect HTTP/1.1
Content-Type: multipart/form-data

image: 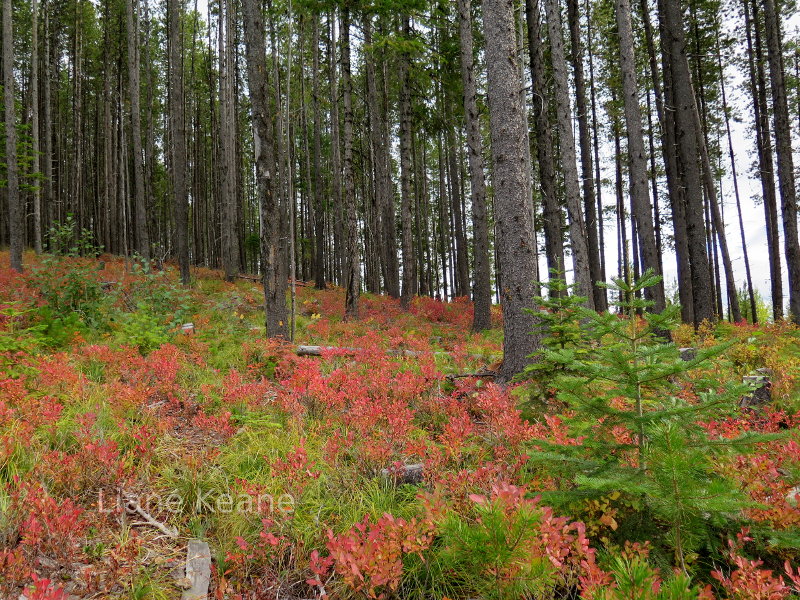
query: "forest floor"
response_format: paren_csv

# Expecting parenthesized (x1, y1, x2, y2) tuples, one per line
(2, 251, 800, 600)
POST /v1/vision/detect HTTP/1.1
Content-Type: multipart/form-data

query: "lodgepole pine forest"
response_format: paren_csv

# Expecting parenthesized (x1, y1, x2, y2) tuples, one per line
(3, 0, 800, 371)
(6, 0, 800, 597)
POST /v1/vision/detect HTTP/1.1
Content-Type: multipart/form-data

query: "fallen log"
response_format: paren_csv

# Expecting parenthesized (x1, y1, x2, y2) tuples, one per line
(380, 463, 424, 485)
(295, 345, 501, 362)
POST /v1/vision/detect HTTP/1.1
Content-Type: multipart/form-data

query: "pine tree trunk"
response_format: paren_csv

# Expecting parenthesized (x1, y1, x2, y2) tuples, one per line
(745, 0, 782, 320)
(311, 16, 325, 290)
(458, 0, 492, 330)
(242, 0, 288, 338)
(616, 0, 666, 311)
(660, 0, 714, 325)
(446, 119, 469, 298)
(341, 7, 359, 320)
(43, 0, 53, 245)
(399, 16, 416, 309)
(5, 0, 21, 272)
(168, 0, 190, 284)
(364, 15, 398, 298)
(568, 0, 606, 310)
(219, 0, 238, 281)
(525, 0, 565, 282)
(763, 0, 800, 321)
(31, 0, 42, 254)
(483, 0, 541, 381)
(327, 13, 343, 286)
(718, 31, 756, 322)
(544, 0, 594, 308)
(127, 0, 150, 260)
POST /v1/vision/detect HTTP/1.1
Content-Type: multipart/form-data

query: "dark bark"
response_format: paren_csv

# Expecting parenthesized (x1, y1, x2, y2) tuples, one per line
(568, 0, 606, 310)
(660, 0, 714, 325)
(127, 0, 150, 260)
(399, 16, 416, 310)
(484, 0, 541, 381)
(5, 0, 21, 272)
(544, 0, 594, 307)
(763, 0, 800, 321)
(458, 0, 492, 331)
(168, 0, 190, 284)
(745, 0, 782, 320)
(616, 0, 666, 311)
(525, 0, 565, 282)
(341, 7, 360, 320)
(242, 0, 288, 338)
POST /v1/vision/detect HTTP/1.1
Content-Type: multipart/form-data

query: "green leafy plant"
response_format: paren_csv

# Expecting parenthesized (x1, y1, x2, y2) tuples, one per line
(118, 303, 171, 354)
(28, 217, 108, 329)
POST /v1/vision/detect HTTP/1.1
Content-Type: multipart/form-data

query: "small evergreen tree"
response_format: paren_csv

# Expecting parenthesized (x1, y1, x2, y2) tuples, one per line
(526, 271, 767, 570)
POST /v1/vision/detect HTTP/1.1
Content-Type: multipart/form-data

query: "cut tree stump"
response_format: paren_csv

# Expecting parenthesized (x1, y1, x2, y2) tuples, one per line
(181, 539, 212, 600)
(678, 347, 696, 361)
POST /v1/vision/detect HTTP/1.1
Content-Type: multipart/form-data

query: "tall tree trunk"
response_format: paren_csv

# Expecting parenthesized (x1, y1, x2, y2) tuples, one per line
(616, 0, 666, 310)
(567, 0, 605, 310)
(364, 14, 398, 298)
(483, 0, 541, 381)
(525, 0, 565, 283)
(311, 16, 325, 290)
(168, 0, 190, 284)
(127, 0, 150, 260)
(31, 0, 42, 254)
(43, 0, 53, 246)
(399, 16, 416, 309)
(341, 7, 359, 320)
(544, 0, 594, 308)
(660, 0, 714, 325)
(4, 0, 21, 271)
(763, 0, 800, 321)
(242, 0, 288, 338)
(446, 118, 469, 298)
(717, 40, 754, 323)
(458, 0, 491, 330)
(328, 13, 343, 286)
(219, 0, 238, 281)
(745, 0, 782, 320)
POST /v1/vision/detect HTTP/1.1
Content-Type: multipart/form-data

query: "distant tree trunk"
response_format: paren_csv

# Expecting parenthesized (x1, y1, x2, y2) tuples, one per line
(483, 0, 541, 381)
(43, 0, 53, 246)
(446, 118, 469, 298)
(31, 0, 42, 254)
(242, 0, 287, 338)
(718, 33, 756, 321)
(458, 0, 491, 330)
(168, 0, 190, 284)
(567, 0, 605, 310)
(745, 0, 782, 320)
(311, 16, 325, 290)
(328, 13, 343, 286)
(763, 0, 800, 321)
(219, 0, 238, 281)
(341, 7, 359, 320)
(364, 15, 398, 298)
(525, 0, 565, 282)
(544, 0, 594, 308)
(616, 0, 665, 311)
(4, 0, 21, 272)
(399, 16, 416, 309)
(127, 0, 150, 260)
(660, 0, 714, 325)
